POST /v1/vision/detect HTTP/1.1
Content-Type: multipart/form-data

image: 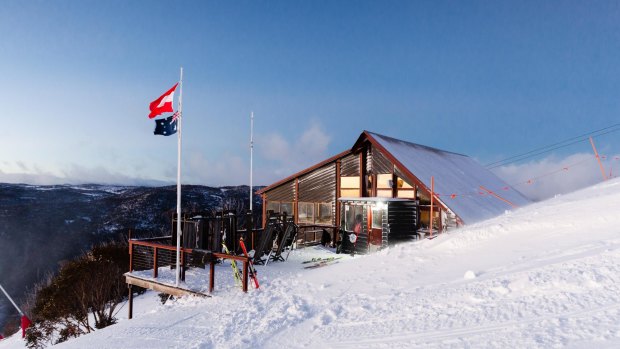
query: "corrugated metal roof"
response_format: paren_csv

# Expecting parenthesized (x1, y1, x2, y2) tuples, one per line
(366, 131, 531, 224)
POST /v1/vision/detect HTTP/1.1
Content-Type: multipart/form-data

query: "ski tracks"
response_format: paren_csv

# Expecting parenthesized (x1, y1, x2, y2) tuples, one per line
(270, 244, 620, 348)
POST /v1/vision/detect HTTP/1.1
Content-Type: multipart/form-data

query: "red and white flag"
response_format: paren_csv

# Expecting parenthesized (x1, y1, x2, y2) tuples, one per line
(149, 83, 178, 119)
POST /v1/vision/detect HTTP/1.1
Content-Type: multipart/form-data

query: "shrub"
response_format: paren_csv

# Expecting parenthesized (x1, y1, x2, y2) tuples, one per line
(25, 241, 129, 348)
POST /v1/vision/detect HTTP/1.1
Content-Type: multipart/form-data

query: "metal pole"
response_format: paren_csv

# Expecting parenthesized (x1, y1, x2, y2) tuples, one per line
(0, 283, 24, 316)
(175, 67, 184, 286)
(250, 111, 254, 212)
(429, 176, 434, 239)
(589, 136, 607, 181)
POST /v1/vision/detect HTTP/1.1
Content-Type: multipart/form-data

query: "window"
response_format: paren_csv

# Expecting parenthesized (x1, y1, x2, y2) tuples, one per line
(280, 202, 293, 216)
(376, 173, 393, 198)
(418, 190, 430, 204)
(340, 176, 360, 197)
(371, 205, 382, 229)
(397, 177, 415, 198)
(343, 204, 364, 231)
(316, 203, 332, 224)
(298, 202, 314, 224)
(266, 201, 279, 213)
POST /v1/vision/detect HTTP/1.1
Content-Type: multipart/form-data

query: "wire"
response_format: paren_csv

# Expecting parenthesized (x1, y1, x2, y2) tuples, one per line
(485, 123, 620, 169)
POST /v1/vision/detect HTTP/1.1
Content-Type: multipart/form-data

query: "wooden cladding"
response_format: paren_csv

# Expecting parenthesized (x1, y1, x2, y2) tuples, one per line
(372, 147, 393, 174)
(298, 163, 336, 203)
(340, 153, 360, 176)
(265, 180, 295, 202)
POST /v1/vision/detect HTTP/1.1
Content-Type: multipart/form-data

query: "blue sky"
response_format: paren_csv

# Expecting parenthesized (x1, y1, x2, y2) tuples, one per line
(1, 0, 619, 191)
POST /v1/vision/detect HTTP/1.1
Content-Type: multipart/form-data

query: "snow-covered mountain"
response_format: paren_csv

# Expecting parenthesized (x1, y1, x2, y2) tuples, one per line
(0, 183, 261, 333)
(3, 178, 620, 348)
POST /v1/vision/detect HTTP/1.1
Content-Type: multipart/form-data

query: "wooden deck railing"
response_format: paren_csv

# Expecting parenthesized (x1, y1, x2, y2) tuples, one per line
(128, 238, 250, 293)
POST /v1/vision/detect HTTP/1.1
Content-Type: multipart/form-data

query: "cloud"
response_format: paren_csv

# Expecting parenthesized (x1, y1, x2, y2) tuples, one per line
(493, 152, 618, 201)
(184, 151, 248, 186)
(0, 122, 334, 187)
(0, 164, 168, 186)
(254, 121, 333, 185)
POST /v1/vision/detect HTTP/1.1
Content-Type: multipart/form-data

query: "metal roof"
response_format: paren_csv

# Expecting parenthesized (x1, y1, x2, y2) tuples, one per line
(365, 131, 531, 224)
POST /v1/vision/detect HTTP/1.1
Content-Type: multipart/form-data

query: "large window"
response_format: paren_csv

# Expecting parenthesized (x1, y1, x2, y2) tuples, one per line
(280, 202, 293, 216)
(298, 202, 315, 224)
(316, 203, 332, 224)
(266, 201, 294, 216)
(397, 177, 415, 199)
(266, 201, 279, 213)
(371, 205, 382, 229)
(343, 204, 364, 231)
(299, 202, 332, 225)
(340, 176, 360, 197)
(376, 173, 393, 198)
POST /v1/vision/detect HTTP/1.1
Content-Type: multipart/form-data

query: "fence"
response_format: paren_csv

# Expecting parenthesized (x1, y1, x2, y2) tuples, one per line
(128, 237, 251, 293)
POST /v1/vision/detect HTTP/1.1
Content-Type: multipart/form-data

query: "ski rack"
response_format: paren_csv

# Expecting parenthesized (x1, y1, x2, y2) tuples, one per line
(253, 216, 282, 265)
(268, 219, 298, 263)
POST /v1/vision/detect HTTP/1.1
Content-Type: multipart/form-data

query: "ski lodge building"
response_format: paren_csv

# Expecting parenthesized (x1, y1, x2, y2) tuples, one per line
(257, 131, 530, 252)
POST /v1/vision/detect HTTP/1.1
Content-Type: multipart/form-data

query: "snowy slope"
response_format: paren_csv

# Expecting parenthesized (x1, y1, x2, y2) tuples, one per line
(3, 178, 620, 348)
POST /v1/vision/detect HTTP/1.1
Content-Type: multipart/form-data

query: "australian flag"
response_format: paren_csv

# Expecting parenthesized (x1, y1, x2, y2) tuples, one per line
(153, 114, 177, 136)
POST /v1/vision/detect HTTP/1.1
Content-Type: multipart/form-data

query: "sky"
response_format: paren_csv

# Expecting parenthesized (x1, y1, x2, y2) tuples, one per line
(1, 0, 619, 196)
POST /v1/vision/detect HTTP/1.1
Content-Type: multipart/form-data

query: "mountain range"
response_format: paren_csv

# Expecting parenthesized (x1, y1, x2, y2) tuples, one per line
(0, 183, 262, 332)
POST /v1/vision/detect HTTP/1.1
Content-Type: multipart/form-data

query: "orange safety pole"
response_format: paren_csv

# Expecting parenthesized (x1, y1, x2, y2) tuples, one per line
(429, 176, 434, 239)
(479, 185, 518, 208)
(589, 137, 607, 181)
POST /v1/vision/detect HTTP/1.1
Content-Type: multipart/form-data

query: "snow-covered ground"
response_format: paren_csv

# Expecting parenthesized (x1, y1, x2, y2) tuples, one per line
(2, 178, 620, 348)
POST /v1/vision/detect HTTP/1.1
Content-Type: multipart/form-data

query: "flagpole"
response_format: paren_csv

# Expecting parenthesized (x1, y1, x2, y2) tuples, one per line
(250, 111, 254, 212)
(175, 67, 183, 286)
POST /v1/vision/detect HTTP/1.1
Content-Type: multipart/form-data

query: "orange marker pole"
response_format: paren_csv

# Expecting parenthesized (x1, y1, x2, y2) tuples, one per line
(429, 176, 434, 239)
(589, 137, 607, 181)
(479, 185, 518, 208)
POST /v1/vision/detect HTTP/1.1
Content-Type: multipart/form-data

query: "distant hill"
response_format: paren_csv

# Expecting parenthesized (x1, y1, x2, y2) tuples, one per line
(0, 183, 262, 331)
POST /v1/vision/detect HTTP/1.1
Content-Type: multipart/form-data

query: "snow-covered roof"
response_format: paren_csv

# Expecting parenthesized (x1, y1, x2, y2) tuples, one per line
(366, 131, 531, 224)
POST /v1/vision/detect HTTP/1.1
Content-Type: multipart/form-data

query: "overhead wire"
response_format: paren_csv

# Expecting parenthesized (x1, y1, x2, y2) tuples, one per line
(484, 122, 620, 169)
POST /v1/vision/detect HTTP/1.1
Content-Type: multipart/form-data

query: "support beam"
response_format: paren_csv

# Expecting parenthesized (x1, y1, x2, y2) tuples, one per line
(335, 160, 341, 246)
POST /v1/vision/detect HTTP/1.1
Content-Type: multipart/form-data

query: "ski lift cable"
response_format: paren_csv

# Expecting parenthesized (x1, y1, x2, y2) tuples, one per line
(485, 124, 620, 169)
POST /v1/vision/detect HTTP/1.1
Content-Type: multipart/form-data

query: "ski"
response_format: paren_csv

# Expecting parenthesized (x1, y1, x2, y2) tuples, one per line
(222, 243, 242, 287)
(301, 256, 342, 264)
(239, 238, 260, 289)
(304, 259, 341, 269)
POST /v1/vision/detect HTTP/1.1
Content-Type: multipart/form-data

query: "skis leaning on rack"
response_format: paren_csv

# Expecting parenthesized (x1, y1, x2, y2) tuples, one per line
(222, 243, 242, 287)
(239, 238, 260, 289)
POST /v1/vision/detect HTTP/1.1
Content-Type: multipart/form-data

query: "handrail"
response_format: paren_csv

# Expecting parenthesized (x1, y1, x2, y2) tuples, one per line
(128, 240, 250, 293)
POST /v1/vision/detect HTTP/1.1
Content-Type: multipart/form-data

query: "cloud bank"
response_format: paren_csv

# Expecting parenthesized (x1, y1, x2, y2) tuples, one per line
(0, 122, 334, 187)
(493, 152, 619, 201)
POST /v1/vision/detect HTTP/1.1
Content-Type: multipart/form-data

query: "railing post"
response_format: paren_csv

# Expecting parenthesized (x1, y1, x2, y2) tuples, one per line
(153, 247, 158, 278)
(242, 259, 248, 293)
(181, 250, 186, 282)
(128, 284, 133, 319)
(209, 260, 215, 293)
(129, 241, 134, 272)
